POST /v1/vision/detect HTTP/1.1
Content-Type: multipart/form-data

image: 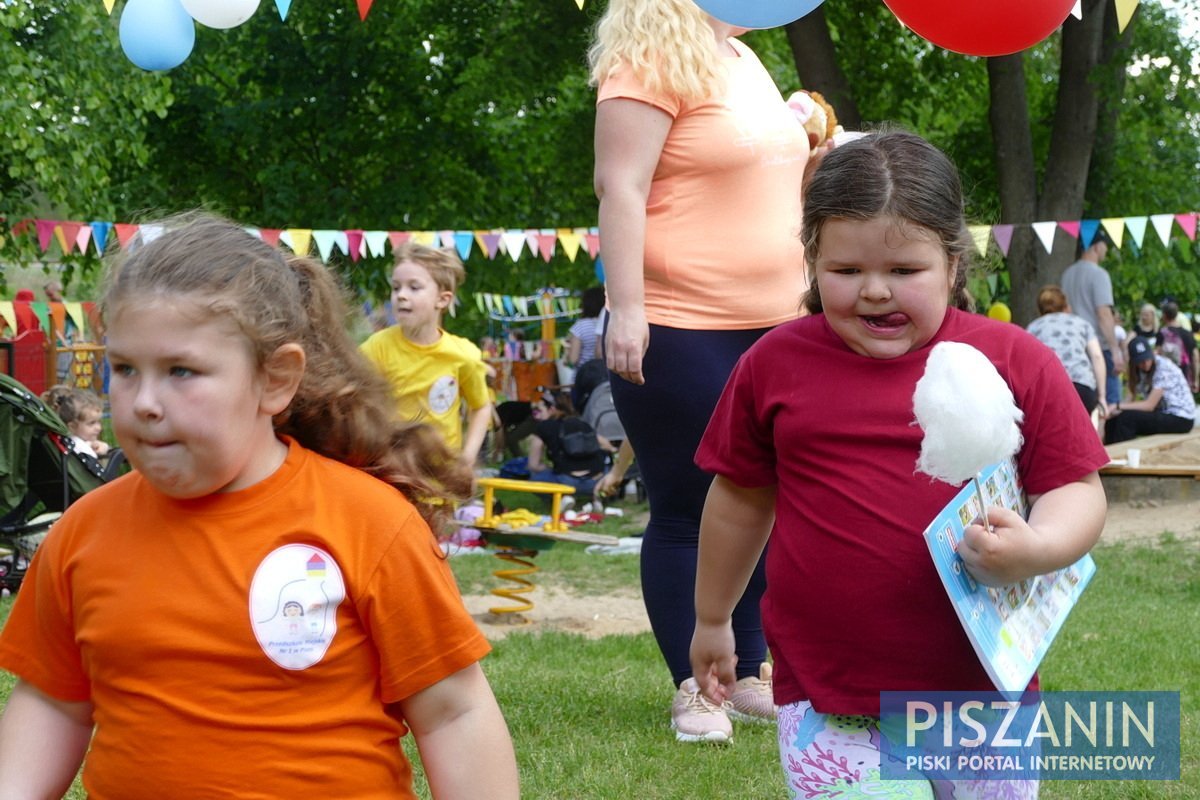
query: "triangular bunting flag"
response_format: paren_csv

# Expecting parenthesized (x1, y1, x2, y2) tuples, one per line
(501, 230, 526, 261)
(75, 225, 92, 255)
(52, 224, 69, 255)
(1032, 221, 1058, 254)
(49, 302, 67, 337)
(103, 0, 116, 11)
(453, 231, 474, 261)
(345, 230, 364, 262)
(59, 222, 84, 254)
(575, 0, 584, 8)
(1100, 217, 1124, 249)
(30, 302, 51, 335)
(311, 230, 339, 263)
(356, 0, 372, 20)
(1114, 0, 1139, 32)
(1174, 213, 1196, 241)
(284, 229, 312, 256)
(1149, 214, 1175, 246)
(516, 297, 529, 316)
(584, 231, 600, 259)
(136, 224, 164, 246)
(558, 228, 582, 262)
(481, 232, 501, 259)
(64, 302, 88, 336)
(438, 230, 456, 250)
(1057, 220, 1080, 240)
(335, 230, 350, 258)
(259, 228, 282, 248)
(274, 0, 290, 19)
(114, 223, 140, 249)
(1078, 219, 1100, 249)
(524, 229, 541, 258)
(991, 224, 1014, 256)
(411, 231, 437, 247)
(388, 231, 412, 252)
(364, 230, 389, 258)
(537, 231, 557, 262)
(968, 225, 990, 256)
(1124, 216, 1148, 249)
(35, 219, 57, 253)
(0, 303, 16, 334)
(89, 221, 112, 253)
(1070, 0, 1081, 19)
(245, 227, 263, 240)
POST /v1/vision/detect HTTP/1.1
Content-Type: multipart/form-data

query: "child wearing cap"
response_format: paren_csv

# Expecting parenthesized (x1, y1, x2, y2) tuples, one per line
(1105, 336, 1196, 443)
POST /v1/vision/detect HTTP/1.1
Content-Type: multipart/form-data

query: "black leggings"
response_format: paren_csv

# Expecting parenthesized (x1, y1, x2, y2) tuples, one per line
(1105, 410, 1194, 444)
(610, 324, 771, 686)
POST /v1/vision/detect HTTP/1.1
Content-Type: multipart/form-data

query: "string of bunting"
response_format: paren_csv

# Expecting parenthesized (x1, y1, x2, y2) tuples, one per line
(5, 219, 602, 265)
(7, 212, 1199, 267)
(967, 212, 1198, 258)
(474, 292, 580, 322)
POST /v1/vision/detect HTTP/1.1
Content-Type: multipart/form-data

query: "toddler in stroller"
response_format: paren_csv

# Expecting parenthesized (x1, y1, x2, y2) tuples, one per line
(0, 374, 112, 591)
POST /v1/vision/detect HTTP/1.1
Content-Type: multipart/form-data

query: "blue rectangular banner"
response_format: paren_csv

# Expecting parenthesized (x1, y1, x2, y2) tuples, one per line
(879, 691, 1180, 781)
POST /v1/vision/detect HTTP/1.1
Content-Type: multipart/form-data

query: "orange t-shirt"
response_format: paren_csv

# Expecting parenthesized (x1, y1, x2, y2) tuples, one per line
(0, 438, 489, 799)
(597, 38, 809, 330)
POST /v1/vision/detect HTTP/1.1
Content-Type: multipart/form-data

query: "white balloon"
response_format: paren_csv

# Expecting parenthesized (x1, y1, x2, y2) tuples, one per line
(180, 0, 260, 29)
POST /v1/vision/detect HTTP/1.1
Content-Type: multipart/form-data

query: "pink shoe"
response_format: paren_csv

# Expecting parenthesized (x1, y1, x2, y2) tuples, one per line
(671, 678, 733, 743)
(726, 662, 776, 724)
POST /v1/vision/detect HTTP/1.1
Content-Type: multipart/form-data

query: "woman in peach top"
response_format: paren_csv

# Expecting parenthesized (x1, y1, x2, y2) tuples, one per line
(590, 0, 810, 744)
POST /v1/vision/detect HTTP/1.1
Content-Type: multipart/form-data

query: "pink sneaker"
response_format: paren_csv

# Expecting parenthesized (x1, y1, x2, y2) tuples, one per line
(671, 678, 732, 743)
(726, 662, 776, 724)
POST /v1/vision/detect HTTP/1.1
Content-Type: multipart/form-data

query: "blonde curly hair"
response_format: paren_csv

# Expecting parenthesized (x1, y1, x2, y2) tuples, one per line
(588, 0, 723, 104)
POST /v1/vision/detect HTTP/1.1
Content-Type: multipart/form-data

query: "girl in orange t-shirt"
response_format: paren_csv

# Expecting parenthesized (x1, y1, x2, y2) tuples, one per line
(0, 213, 518, 799)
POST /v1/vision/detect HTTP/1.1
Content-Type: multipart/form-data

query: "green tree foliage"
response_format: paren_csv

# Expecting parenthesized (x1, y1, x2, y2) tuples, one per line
(4, 0, 1198, 327)
(0, 0, 173, 286)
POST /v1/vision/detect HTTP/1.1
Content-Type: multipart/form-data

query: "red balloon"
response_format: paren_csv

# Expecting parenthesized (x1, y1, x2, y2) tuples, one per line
(882, 0, 1076, 57)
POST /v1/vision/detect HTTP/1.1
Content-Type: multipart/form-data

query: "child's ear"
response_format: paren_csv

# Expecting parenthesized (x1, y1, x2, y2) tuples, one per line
(260, 343, 306, 416)
(436, 290, 453, 311)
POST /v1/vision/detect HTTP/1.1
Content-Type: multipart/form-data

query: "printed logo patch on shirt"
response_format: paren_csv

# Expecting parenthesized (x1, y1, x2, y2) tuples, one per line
(427, 375, 459, 414)
(249, 544, 346, 670)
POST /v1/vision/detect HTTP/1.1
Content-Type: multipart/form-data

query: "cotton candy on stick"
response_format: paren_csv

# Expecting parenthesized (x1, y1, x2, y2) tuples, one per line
(913, 342, 1024, 530)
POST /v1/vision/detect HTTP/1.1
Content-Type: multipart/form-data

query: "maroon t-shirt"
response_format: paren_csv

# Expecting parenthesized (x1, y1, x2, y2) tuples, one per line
(696, 308, 1110, 715)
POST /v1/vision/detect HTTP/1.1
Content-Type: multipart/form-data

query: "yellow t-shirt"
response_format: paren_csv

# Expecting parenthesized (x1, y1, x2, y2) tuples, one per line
(597, 38, 809, 330)
(360, 327, 490, 451)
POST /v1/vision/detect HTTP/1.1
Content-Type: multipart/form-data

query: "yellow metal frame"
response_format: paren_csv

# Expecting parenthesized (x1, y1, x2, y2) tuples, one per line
(475, 476, 575, 533)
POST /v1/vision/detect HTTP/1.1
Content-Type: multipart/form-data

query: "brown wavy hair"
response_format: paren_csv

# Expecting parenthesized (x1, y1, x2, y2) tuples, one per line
(800, 130, 974, 315)
(100, 212, 472, 531)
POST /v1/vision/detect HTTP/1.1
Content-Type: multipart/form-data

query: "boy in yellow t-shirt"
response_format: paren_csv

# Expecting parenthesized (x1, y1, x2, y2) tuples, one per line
(361, 243, 492, 465)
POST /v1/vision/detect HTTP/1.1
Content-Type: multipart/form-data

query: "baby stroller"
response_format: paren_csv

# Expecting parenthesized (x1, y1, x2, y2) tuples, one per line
(0, 373, 111, 592)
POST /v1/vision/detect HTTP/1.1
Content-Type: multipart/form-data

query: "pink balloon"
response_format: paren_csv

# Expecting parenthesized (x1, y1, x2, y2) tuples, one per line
(883, 0, 1076, 57)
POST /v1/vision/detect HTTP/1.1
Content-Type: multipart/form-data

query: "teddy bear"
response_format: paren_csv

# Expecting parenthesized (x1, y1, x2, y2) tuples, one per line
(786, 89, 839, 150)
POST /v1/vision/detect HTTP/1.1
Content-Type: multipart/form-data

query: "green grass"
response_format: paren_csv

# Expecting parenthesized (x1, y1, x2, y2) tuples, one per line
(1, 537, 1195, 798)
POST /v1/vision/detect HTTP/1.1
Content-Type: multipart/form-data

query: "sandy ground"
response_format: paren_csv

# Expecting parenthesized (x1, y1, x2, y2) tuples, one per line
(462, 487, 1200, 640)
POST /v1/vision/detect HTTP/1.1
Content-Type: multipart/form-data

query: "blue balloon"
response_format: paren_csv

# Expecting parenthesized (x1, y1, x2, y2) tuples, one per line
(119, 0, 195, 71)
(694, 0, 826, 29)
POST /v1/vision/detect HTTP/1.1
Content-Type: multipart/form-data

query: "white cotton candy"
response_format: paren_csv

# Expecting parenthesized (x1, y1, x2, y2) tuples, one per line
(913, 341, 1024, 485)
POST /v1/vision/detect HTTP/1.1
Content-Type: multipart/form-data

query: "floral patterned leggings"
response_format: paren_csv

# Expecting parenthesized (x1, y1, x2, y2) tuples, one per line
(777, 701, 1039, 800)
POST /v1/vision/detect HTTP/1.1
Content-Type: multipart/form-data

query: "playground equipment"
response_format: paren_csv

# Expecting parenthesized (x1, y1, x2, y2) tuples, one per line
(457, 477, 618, 617)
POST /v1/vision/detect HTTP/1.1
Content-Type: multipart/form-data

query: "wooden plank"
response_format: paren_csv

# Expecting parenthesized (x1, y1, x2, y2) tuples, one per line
(1104, 431, 1200, 460)
(1100, 465, 1200, 477)
(447, 519, 619, 546)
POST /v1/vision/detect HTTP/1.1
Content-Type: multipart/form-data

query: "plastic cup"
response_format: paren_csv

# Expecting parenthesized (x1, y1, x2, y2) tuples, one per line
(1126, 448, 1142, 468)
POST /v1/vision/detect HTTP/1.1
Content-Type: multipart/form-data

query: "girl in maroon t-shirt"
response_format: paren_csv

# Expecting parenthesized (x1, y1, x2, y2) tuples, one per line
(691, 132, 1108, 800)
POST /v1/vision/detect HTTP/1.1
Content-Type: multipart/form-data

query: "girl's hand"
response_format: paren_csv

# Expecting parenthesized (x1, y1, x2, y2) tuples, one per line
(605, 307, 649, 386)
(595, 470, 622, 499)
(690, 619, 737, 706)
(957, 506, 1043, 587)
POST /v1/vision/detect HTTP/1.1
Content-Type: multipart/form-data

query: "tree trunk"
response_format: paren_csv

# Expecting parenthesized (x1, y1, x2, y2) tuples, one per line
(987, 54, 1040, 324)
(990, 0, 1108, 324)
(784, 7, 862, 129)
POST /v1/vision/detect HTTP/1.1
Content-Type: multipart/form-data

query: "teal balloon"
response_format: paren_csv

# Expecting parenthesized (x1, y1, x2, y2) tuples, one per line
(120, 0, 195, 71)
(694, 0, 826, 28)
